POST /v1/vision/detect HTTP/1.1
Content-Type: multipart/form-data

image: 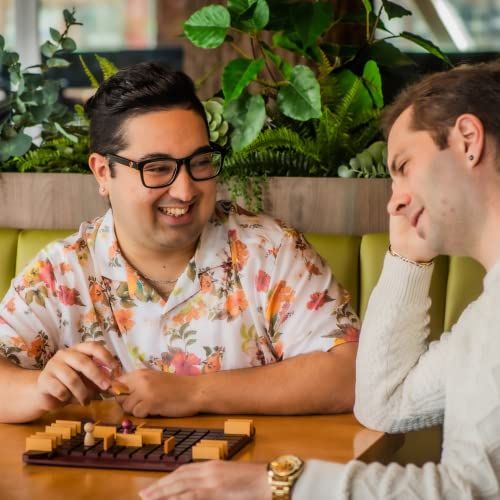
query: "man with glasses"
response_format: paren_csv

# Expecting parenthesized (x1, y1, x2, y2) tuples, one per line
(0, 62, 358, 423)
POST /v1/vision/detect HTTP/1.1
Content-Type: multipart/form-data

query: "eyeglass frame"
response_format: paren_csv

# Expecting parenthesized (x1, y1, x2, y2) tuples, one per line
(101, 142, 225, 189)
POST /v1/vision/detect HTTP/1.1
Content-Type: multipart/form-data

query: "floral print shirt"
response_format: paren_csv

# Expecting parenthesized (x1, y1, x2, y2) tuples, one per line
(0, 201, 359, 375)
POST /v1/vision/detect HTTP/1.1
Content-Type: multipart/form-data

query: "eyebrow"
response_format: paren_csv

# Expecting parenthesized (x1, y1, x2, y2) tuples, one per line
(136, 145, 211, 162)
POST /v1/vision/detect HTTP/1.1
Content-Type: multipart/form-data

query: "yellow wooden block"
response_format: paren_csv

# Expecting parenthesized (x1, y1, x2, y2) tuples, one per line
(35, 432, 61, 446)
(94, 425, 117, 439)
(192, 444, 221, 460)
(55, 419, 81, 433)
(163, 436, 175, 454)
(49, 422, 76, 437)
(26, 436, 54, 452)
(102, 432, 115, 451)
(136, 428, 162, 445)
(46, 425, 71, 440)
(224, 419, 254, 436)
(200, 440, 228, 458)
(115, 433, 143, 447)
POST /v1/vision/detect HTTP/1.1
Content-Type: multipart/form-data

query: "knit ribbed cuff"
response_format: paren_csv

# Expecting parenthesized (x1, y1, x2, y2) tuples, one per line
(373, 252, 434, 305)
(293, 460, 346, 499)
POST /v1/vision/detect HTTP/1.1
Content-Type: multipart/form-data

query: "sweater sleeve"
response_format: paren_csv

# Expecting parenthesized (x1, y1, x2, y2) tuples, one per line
(354, 252, 449, 433)
(293, 459, 474, 499)
(292, 253, 470, 499)
(291, 258, 500, 500)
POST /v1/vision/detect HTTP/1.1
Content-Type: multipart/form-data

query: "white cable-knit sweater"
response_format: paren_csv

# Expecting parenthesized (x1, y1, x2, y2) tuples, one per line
(294, 252, 500, 499)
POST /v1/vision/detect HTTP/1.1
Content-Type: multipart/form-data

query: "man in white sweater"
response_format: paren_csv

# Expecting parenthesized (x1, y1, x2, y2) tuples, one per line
(139, 61, 500, 500)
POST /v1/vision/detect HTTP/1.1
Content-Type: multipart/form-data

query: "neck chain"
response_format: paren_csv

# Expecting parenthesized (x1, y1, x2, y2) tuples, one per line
(141, 274, 179, 285)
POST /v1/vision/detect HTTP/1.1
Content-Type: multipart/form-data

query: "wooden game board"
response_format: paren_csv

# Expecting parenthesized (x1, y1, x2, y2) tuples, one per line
(23, 420, 254, 472)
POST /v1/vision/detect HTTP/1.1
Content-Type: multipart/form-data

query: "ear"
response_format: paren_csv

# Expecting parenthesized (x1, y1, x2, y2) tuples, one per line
(452, 113, 485, 168)
(89, 153, 110, 196)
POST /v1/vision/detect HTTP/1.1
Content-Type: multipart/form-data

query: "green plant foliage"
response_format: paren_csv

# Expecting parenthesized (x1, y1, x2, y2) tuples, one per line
(203, 97, 230, 146)
(183, 5, 231, 49)
(224, 91, 266, 151)
(228, 0, 269, 33)
(182, 0, 450, 208)
(222, 58, 265, 103)
(277, 65, 321, 121)
(338, 141, 388, 178)
(0, 135, 89, 173)
(79, 55, 99, 88)
(0, 9, 86, 165)
(79, 54, 119, 88)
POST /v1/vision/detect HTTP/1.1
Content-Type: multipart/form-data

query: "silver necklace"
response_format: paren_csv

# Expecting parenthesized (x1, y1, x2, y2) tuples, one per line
(141, 274, 179, 285)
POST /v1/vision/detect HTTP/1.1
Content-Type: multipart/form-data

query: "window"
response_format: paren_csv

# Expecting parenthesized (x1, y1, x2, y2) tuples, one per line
(375, 0, 500, 52)
(39, 0, 157, 50)
(0, 0, 14, 49)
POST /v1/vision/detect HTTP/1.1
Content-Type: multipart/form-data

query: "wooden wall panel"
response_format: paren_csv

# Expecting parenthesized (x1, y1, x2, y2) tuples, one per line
(0, 173, 391, 234)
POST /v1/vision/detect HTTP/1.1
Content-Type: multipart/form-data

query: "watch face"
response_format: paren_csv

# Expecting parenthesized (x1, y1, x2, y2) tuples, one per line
(270, 455, 303, 477)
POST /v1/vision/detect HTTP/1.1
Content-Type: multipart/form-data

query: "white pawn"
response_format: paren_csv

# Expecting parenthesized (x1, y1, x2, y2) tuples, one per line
(84, 422, 95, 446)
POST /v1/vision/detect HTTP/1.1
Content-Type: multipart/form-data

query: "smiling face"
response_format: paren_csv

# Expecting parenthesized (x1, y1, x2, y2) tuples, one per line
(387, 106, 475, 256)
(92, 108, 217, 259)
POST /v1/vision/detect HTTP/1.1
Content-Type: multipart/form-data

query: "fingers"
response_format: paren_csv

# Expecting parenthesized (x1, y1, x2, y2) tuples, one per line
(38, 342, 116, 406)
(39, 357, 92, 405)
(62, 349, 112, 391)
(139, 464, 214, 499)
(38, 372, 72, 411)
(73, 341, 120, 373)
(118, 393, 141, 416)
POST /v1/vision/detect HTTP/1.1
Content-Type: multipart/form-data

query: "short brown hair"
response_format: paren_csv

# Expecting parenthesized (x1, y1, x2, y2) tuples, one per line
(381, 60, 500, 150)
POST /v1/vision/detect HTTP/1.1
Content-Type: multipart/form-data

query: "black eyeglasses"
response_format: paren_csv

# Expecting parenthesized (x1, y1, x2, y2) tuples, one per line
(103, 143, 224, 189)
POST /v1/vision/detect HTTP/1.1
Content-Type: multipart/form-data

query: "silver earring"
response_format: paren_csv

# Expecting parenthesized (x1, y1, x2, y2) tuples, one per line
(468, 154, 474, 161)
(99, 186, 107, 195)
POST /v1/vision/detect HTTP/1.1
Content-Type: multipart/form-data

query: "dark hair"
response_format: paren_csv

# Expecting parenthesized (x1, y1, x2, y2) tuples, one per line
(381, 59, 500, 150)
(84, 62, 209, 156)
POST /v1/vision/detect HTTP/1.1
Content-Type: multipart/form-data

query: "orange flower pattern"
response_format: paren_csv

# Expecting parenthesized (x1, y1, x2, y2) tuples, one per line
(0, 202, 359, 373)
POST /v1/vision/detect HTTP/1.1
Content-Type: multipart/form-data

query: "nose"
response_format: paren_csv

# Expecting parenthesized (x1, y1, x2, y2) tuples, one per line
(167, 163, 197, 202)
(387, 184, 412, 216)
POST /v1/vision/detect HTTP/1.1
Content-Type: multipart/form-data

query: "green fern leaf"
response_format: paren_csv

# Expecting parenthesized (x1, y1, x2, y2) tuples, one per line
(95, 55, 119, 81)
(79, 55, 99, 88)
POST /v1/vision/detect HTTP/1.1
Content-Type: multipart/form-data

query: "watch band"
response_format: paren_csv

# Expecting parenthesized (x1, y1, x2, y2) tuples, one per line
(267, 455, 304, 500)
(269, 477, 292, 499)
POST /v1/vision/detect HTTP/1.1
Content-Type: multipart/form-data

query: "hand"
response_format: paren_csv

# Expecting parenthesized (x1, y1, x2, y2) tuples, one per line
(36, 341, 117, 411)
(389, 214, 438, 263)
(139, 461, 271, 500)
(115, 369, 201, 418)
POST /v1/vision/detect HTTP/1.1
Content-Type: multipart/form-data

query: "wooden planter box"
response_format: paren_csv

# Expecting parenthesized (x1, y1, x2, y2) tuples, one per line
(0, 172, 391, 234)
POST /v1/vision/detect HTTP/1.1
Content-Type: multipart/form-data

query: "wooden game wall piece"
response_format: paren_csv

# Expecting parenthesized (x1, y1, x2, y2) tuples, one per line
(102, 432, 115, 451)
(35, 432, 62, 445)
(192, 443, 223, 460)
(199, 440, 228, 459)
(46, 425, 71, 439)
(93, 425, 118, 438)
(136, 427, 162, 445)
(163, 436, 175, 453)
(55, 420, 81, 433)
(25, 436, 54, 452)
(52, 421, 78, 436)
(223, 419, 254, 436)
(109, 380, 131, 396)
(115, 433, 143, 447)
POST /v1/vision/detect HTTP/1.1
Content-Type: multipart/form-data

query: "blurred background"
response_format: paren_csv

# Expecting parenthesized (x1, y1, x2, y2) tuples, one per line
(1, 0, 500, 103)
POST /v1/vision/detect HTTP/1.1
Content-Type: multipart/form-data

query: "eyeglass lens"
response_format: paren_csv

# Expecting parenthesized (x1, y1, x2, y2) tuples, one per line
(142, 151, 222, 187)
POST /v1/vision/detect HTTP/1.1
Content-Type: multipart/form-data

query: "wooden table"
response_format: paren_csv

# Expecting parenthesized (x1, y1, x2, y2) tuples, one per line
(0, 401, 402, 500)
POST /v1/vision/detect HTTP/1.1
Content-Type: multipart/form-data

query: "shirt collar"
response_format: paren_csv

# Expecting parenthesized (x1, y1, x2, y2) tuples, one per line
(94, 209, 128, 282)
(94, 202, 231, 287)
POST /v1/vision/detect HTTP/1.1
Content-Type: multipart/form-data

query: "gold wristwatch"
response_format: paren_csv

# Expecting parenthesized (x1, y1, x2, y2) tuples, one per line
(267, 454, 304, 499)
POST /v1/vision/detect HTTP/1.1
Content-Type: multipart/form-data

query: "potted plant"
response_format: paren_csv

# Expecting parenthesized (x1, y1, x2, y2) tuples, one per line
(182, 0, 450, 217)
(0, 2, 449, 235)
(0, 9, 119, 230)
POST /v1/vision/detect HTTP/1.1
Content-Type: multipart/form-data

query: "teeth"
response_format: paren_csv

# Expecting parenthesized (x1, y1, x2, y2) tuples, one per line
(159, 206, 189, 217)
